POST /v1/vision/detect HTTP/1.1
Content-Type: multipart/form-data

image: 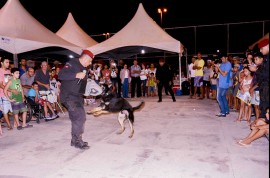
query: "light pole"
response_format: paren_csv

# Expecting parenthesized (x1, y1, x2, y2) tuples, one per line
(158, 8, 167, 27)
(103, 32, 110, 39)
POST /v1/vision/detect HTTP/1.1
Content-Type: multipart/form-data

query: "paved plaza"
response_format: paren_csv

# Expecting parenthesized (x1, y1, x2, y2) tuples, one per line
(0, 95, 269, 178)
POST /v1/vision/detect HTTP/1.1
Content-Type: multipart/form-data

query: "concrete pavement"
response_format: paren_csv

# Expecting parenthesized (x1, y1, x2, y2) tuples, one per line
(0, 95, 269, 178)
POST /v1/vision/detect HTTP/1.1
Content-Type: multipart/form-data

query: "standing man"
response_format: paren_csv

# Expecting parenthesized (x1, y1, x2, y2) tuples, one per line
(215, 54, 232, 117)
(188, 57, 196, 98)
(58, 49, 94, 150)
(19, 58, 29, 78)
(0, 58, 13, 130)
(34, 61, 50, 98)
(20, 67, 35, 97)
(156, 58, 176, 102)
(249, 39, 269, 118)
(192, 52, 205, 99)
(117, 59, 124, 98)
(130, 59, 142, 98)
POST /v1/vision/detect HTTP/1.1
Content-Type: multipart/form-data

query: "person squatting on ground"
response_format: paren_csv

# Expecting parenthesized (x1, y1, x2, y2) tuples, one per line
(4, 68, 33, 130)
(58, 49, 94, 150)
(237, 107, 269, 146)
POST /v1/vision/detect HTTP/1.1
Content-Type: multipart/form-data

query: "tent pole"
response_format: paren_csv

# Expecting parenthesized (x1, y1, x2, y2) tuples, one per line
(179, 53, 182, 90)
(13, 53, 18, 67)
(185, 48, 188, 78)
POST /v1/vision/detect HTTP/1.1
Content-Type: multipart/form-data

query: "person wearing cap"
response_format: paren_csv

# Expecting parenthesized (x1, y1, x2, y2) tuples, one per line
(214, 53, 232, 117)
(232, 63, 241, 111)
(58, 49, 94, 150)
(251, 39, 269, 119)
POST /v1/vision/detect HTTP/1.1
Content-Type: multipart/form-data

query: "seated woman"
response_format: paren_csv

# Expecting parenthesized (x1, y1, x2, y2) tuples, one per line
(28, 82, 58, 121)
(237, 107, 269, 146)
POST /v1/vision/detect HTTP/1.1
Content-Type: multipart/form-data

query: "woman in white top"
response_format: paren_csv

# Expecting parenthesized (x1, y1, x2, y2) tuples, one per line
(140, 64, 148, 97)
(120, 64, 131, 98)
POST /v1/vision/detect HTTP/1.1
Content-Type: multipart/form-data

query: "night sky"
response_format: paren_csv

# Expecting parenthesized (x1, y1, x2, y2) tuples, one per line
(0, 0, 269, 57)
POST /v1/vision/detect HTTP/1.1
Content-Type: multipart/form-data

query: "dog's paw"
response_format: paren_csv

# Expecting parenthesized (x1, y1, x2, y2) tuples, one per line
(117, 128, 125, 135)
(86, 111, 93, 115)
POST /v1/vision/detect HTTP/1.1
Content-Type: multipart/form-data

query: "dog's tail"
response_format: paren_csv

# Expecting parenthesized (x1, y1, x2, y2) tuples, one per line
(132, 100, 145, 111)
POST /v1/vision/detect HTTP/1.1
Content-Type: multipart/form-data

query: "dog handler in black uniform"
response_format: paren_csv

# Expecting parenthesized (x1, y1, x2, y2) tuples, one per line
(58, 49, 94, 150)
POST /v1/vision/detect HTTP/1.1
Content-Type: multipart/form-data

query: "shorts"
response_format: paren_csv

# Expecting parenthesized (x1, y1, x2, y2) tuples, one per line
(37, 98, 49, 106)
(211, 85, 217, 90)
(194, 76, 203, 87)
(39, 90, 57, 103)
(203, 80, 211, 87)
(0, 96, 13, 114)
(11, 102, 28, 114)
(149, 86, 156, 93)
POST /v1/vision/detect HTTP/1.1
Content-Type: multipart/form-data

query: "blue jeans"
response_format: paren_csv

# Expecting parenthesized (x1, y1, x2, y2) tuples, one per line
(122, 78, 129, 98)
(141, 79, 147, 96)
(217, 87, 229, 114)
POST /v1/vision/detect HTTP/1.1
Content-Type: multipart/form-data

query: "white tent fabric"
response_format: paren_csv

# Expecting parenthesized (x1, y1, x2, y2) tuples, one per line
(87, 3, 183, 57)
(56, 13, 98, 49)
(0, 0, 82, 54)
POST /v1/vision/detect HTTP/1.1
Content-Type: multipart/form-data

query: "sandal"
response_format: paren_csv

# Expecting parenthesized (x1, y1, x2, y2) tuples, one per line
(237, 140, 251, 147)
(22, 124, 33, 128)
(7, 127, 13, 130)
(17, 126, 23, 130)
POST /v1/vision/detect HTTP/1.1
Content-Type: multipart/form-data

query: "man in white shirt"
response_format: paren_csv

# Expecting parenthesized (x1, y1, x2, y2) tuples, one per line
(188, 57, 196, 97)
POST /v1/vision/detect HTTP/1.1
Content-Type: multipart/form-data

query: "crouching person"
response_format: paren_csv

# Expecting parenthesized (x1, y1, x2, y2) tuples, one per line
(28, 82, 58, 121)
(237, 107, 269, 146)
(4, 68, 33, 129)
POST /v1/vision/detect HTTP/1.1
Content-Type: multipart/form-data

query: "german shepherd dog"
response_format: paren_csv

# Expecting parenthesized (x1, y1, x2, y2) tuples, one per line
(87, 83, 144, 138)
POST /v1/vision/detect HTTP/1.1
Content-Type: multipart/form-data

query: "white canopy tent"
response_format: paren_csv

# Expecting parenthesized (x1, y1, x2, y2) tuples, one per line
(0, 0, 82, 66)
(56, 13, 98, 49)
(88, 3, 183, 57)
(88, 3, 184, 88)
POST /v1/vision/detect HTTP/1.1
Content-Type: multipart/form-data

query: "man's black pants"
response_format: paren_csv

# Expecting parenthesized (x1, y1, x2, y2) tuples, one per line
(157, 81, 175, 101)
(63, 99, 86, 138)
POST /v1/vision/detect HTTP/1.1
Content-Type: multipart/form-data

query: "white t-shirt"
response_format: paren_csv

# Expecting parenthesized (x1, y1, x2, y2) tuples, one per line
(210, 70, 217, 85)
(188, 63, 195, 78)
(140, 69, 148, 80)
(203, 66, 212, 81)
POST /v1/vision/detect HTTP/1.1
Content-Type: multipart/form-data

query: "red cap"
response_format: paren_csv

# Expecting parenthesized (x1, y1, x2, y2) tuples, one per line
(82, 49, 94, 58)
(258, 39, 269, 49)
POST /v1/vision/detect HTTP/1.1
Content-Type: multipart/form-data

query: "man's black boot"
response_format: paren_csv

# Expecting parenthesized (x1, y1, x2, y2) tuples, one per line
(71, 134, 88, 148)
(75, 140, 90, 150)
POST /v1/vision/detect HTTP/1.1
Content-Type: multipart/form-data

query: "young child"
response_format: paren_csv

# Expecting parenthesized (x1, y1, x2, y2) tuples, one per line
(235, 66, 253, 124)
(4, 68, 33, 130)
(147, 72, 156, 97)
(28, 82, 58, 121)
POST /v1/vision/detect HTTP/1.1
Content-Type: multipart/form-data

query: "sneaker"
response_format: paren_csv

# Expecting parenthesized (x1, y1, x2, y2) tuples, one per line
(216, 113, 226, 117)
(51, 114, 59, 119)
(45, 116, 54, 120)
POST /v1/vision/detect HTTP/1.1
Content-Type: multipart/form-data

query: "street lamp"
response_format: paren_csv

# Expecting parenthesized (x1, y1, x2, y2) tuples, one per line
(103, 32, 110, 39)
(158, 8, 167, 27)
